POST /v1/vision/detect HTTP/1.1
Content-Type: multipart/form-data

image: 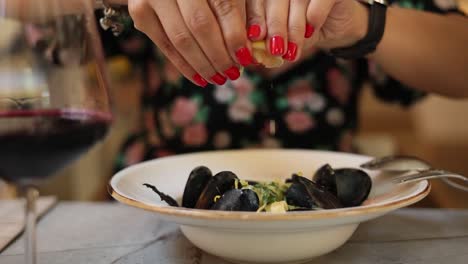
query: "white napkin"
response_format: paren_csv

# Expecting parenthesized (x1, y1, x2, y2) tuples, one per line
(0, 196, 57, 252)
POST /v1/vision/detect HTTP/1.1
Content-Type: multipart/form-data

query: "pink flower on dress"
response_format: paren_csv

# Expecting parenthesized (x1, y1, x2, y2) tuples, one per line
(327, 68, 351, 105)
(228, 97, 256, 122)
(287, 80, 315, 110)
(182, 124, 208, 147)
(124, 141, 145, 165)
(284, 111, 315, 133)
(170, 97, 198, 127)
(339, 131, 354, 152)
(231, 77, 254, 97)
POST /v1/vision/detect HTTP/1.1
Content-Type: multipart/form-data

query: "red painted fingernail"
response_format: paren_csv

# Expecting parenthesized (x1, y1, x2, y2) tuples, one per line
(211, 73, 227, 85)
(193, 73, 208, 87)
(224, 66, 241, 81)
(235, 47, 254, 66)
(282, 42, 298, 61)
(305, 24, 315, 38)
(248, 24, 261, 40)
(270, 35, 285, 56)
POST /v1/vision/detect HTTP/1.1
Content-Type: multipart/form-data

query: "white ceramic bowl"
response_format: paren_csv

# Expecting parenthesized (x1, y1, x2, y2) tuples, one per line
(109, 150, 430, 264)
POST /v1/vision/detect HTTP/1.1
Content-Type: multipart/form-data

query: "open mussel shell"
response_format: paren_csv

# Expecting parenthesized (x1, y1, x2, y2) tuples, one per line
(286, 175, 343, 210)
(313, 164, 337, 195)
(182, 166, 213, 208)
(195, 171, 238, 209)
(334, 168, 372, 207)
(211, 189, 259, 212)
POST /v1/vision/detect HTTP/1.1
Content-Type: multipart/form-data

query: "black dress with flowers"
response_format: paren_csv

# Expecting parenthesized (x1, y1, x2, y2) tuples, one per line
(100, 0, 463, 172)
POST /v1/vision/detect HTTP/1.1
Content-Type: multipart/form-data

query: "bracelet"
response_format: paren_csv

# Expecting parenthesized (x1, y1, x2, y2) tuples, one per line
(96, 0, 130, 36)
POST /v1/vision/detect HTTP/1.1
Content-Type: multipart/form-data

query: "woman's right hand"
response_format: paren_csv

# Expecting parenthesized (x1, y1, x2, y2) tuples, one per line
(128, 0, 254, 87)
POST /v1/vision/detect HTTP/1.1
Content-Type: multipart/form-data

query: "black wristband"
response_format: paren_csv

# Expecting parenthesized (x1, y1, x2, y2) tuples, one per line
(330, 1, 387, 60)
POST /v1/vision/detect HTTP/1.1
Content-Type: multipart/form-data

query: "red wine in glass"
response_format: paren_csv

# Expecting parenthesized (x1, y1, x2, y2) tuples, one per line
(0, 109, 111, 184)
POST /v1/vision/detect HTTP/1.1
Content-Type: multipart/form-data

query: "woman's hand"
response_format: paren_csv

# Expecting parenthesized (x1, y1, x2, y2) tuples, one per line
(128, 0, 254, 87)
(246, 0, 368, 62)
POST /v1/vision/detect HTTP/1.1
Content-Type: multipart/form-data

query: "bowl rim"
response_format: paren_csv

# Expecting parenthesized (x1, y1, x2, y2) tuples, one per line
(109, 149, 431, 222)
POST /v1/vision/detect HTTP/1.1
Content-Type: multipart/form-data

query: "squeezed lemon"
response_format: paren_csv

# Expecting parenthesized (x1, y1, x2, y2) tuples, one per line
(251, 41, 284, 68)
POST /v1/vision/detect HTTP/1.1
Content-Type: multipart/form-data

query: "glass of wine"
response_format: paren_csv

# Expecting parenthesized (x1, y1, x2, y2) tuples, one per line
(0, 1, 112, 263)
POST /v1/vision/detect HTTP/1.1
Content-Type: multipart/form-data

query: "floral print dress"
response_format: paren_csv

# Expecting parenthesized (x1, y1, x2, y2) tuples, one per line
(98, 0, 464, 172)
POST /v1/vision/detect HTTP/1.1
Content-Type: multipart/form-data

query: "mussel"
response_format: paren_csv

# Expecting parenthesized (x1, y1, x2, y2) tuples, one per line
(313, 166, 372, 207)
(334, 169, 372, 207)
(286, 175, 342, 210)
(211, 189, 259, 211)
(194, 171, 238, 209)
(182, 166, 212, 208)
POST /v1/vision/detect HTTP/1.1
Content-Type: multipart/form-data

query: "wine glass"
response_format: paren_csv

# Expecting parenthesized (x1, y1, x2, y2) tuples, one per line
(0, 1, 112, 263)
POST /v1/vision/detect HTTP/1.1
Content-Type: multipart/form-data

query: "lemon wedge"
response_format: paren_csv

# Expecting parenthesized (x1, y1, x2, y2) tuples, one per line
(251, 41, 284, 68)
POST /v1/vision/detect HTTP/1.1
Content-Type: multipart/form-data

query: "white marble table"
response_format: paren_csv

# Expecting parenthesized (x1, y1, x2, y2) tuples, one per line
(1, 202, 467, 264)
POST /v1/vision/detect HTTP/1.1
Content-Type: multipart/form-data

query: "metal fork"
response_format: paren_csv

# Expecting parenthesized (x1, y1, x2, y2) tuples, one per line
(361, 156, 468, 192)
(391, 169, 468, 184)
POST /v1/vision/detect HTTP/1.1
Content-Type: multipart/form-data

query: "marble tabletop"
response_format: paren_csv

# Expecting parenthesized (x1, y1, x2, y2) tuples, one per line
(1, 202, 467, 264)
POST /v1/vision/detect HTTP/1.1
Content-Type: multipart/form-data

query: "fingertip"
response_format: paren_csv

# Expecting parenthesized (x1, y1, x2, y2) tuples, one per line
(235, 46, 254, 67)
(282, 41, 298, 61)
(248, 24, 262, 40)
(210, 73, 227, 86)
(224, 66, 241, 81)
(269, 35, 286, 56)
(305, 24, 315, 39)
(193, 73, 209, 88)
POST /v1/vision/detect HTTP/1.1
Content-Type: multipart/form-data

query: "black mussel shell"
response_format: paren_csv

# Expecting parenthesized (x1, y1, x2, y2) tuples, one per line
(286, 175, 342, 209)
(313, 164, 337, 195)
(239, 189, 260, 211)
(211, 189, 259, 211)
(212, 189, 242, 211)
(195, 171, 238, 209)
(182, 166, 213, 208)
(334, 168, 372, 207)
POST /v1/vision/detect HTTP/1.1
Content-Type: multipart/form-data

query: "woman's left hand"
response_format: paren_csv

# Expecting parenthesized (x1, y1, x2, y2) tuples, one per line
(246, 0, 369, 62)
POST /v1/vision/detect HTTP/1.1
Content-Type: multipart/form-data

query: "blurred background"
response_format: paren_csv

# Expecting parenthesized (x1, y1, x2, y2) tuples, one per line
(1, 49, 467, 208)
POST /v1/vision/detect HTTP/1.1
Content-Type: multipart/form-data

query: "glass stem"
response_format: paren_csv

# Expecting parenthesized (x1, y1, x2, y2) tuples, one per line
(24, 185, 39, 264)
